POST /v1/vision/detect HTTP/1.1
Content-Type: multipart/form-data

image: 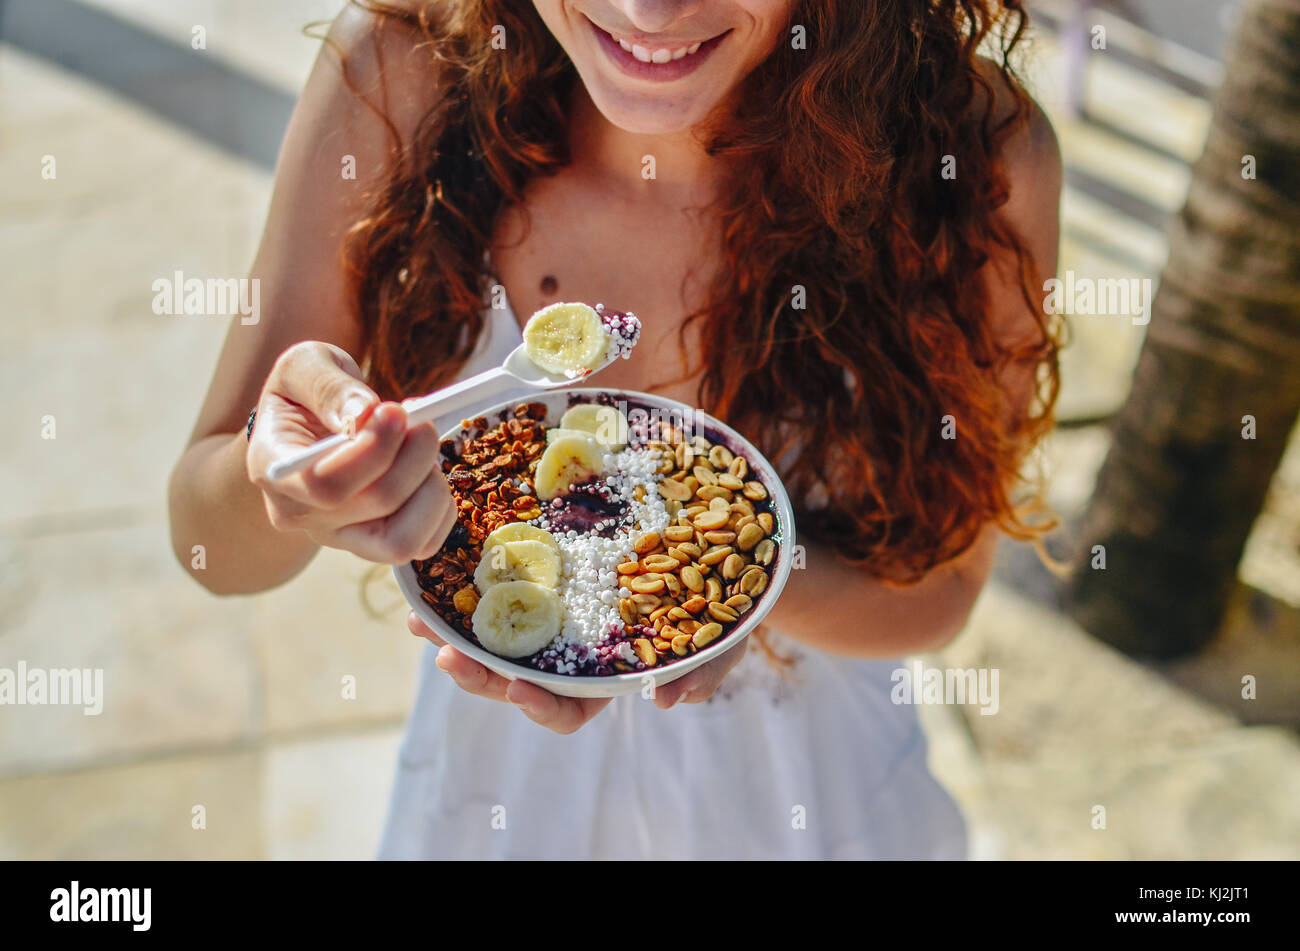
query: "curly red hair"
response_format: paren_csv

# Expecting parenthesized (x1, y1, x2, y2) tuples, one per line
(340, 0, 1061, 584)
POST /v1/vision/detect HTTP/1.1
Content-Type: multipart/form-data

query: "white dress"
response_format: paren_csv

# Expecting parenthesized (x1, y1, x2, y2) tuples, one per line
(377, 291, 968, 860)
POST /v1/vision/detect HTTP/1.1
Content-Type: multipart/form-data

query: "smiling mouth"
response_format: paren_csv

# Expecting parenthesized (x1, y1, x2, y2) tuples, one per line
(586, 16, 730, 77)
(604, 29, 719, 64)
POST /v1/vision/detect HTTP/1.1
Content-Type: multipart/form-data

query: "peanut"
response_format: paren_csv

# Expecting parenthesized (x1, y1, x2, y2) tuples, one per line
(633, 532, 661, 555)
(708, 601, 739, 623)
(633, 638, 658, 666)
(692, 622, 724, 649)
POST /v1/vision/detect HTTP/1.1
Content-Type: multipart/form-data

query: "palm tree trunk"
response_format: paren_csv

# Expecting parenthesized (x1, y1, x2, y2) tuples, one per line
(1065, 0, 1300, 658)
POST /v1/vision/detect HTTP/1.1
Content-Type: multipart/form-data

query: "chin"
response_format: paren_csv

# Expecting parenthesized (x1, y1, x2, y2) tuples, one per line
(584, 83, 720, 135)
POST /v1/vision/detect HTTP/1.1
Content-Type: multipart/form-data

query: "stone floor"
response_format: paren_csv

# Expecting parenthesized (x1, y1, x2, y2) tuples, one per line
(2, 0, 1297, 859)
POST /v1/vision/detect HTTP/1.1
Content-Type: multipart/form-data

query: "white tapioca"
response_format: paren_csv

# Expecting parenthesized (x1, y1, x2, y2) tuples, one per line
(537, 445, 670, 670)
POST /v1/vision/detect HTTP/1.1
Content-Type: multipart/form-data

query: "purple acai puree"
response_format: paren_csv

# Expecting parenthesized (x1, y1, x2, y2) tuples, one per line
(594, 304, 641, 362)
(533, 621, 635, 676)
(541, 478, 631, 538)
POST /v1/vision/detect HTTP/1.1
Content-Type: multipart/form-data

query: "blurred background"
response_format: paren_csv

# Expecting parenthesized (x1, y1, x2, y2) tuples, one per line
(1, 0, 1297, 859)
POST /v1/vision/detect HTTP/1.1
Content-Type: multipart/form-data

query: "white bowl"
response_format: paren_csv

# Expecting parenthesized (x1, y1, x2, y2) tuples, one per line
(393, 388, 796, 698)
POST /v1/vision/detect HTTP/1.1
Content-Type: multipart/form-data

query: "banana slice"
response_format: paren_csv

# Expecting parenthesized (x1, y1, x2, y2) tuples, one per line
(546, 426, 594, 445)
(474, 539, 562, 591)
(482, 522, 561, 558)
(522, 302, 609, 377)
(471, 580, 563, 658)
(533, 434, 605, 500)
(559, 403, 630, 450)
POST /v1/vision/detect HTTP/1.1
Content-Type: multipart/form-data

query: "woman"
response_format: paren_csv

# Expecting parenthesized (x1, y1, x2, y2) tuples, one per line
(170, 0, 1062, 859)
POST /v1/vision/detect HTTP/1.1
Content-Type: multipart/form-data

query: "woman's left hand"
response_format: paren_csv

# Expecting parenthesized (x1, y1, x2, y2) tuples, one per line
(646, 635, 748, 709)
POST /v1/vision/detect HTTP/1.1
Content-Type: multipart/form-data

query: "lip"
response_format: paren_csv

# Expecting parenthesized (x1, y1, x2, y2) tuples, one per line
(586, 16, 729, 83)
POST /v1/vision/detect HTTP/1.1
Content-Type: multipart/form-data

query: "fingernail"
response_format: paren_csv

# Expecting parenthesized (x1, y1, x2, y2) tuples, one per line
(379, 402, 410, 431)
(339, 395, 373, 434)
(341, 394, 371, 419)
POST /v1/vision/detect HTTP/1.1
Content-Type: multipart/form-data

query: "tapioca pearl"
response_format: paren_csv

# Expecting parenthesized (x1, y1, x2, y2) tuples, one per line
(532, 445, 671, 660)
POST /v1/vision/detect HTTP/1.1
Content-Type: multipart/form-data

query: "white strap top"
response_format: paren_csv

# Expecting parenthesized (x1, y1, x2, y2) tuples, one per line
(379, 283, 967, 859)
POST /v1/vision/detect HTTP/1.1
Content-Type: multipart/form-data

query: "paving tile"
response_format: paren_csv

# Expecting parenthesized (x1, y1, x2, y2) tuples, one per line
(0, 748, 262, 859)
(0, 49, 271, 524)
(1155, 584, 1300, 726)
(77, 0, 341, 94)
(983, 728, 1300, 860)
(934, 584, 1300, 859)
(0, 519, 259, 777)
(261, 725, 404, 860)
(1057, 120, 1192, 213)
(941, 584, 1238, 764)
(1, 325, 230, 525)
(1038, 424, 1114, 517)
(1240, 419, 1300, 610)
(249, 548, 425, 736)
(1021, 17, 1214, 160)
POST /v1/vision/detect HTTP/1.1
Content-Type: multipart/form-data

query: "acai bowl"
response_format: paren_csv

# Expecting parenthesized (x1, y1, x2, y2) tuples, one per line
(393, 389, 796, 698)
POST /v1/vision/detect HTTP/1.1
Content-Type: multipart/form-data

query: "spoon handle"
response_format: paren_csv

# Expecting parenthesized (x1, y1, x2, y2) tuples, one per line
(265, 431, 353, 481)
(401, 366, 516, 427)
(265, 366, 518, 482)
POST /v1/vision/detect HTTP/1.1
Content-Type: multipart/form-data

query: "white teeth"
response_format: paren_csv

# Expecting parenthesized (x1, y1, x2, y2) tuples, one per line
(610, 29, 709, 64)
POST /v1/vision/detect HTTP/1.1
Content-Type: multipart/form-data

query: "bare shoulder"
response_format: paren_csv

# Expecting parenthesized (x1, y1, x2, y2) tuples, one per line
(971, 56, 1063, 216)
(311, 0, 445, 152)
(969, 59, 1062, 372)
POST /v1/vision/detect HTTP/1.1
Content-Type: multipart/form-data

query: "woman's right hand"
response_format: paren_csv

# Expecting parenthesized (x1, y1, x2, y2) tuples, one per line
(246, 341, 457, 564)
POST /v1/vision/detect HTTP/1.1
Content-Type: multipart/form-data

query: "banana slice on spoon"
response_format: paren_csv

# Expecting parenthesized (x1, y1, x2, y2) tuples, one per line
(522, 302, 609, 377)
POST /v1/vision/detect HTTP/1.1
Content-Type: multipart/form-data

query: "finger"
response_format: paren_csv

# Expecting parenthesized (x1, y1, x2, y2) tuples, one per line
(346, 421, 442, 524)
(504, 679, 612, 734)
(274, 341, 379, 433)
(654, 636, 749, 709)
(414, 487, 460, 561)
(297, 402, 409, 506)
(406, 610, 447, 648)
(435, 645, 513, 701)
(250, 401, 405, 520)
(332, 465, 455, 563)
